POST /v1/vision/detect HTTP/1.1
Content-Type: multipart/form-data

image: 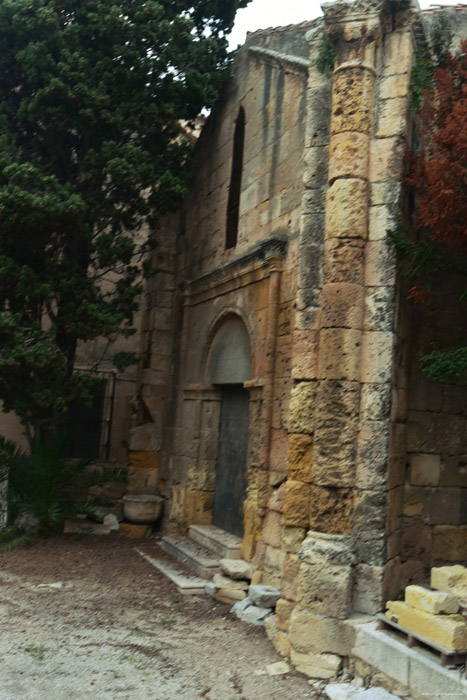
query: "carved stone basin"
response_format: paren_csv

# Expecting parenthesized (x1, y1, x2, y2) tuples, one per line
(122, 494, 163, 524)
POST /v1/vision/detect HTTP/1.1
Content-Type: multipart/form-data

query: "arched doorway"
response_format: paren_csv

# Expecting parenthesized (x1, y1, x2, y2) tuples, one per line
(207, 316, 252, 537)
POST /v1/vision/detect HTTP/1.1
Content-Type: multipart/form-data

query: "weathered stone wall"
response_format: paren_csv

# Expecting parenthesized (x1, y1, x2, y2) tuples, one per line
(132, 22, 314, 534)
(400, 268, 467, 583)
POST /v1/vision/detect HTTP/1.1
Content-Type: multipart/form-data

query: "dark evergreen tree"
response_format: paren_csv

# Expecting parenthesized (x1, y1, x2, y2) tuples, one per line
(0, 0, 249, 442)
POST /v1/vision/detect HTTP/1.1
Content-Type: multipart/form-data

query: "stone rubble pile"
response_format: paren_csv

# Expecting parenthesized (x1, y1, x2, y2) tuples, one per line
(385, 565, 467, 650)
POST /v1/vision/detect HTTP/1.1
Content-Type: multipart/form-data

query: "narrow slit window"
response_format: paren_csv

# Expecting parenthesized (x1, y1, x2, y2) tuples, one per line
(226, 107, 245, 249)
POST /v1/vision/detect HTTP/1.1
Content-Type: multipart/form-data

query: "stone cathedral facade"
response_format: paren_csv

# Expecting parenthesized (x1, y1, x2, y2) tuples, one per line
(128, 0, 467, 676)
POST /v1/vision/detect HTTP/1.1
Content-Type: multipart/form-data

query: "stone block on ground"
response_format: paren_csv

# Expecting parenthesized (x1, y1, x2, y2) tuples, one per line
(213, 574, 248, 591)
(219, 558, 252, 580)
(266, 661, 290, 676)
(231, 596, 272, 626)
(103, 513, 119, 531)
(248, 584, 281, 608)
(63, 519, 113, 535)
(290, 648, 342, 679)
(405, 584, 458, 614)
(325, 684, 401, 700)
(214, 588, 246, 605)
(386, 600, 467, 650)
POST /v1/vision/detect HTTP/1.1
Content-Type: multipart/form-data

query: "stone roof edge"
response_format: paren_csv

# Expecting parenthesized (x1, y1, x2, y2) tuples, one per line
(247, 45, 310, 74)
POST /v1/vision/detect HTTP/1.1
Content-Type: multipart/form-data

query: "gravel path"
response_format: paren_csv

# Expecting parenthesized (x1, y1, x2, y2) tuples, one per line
(0, 534, 316, 700)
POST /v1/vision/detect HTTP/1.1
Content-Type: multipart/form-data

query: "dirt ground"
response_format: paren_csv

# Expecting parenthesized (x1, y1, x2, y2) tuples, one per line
(0, 533, 319, 700)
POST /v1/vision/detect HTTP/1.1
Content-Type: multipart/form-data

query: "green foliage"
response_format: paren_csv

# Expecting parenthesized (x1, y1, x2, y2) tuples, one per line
(409, 16, 453, 110)
(421, 346, 467, 381)
(0, 434, 128, 540)
(0, 0, 250, 439)
(316, 35, 335, 77)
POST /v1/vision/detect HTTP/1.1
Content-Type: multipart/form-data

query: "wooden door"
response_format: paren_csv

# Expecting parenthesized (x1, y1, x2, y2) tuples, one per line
(213, 385, 249, 537)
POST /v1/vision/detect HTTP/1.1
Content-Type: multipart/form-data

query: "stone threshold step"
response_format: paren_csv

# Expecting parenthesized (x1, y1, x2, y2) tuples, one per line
(161, 535, 221, 579)
(135, 547, 207, 595)
(189, 524, 242, 560)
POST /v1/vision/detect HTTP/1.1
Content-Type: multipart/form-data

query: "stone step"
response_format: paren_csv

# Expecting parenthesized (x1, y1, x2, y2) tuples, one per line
(161, 535, 222, 579)
(188, 524, 242, 560)
(135, 547, 207, 595)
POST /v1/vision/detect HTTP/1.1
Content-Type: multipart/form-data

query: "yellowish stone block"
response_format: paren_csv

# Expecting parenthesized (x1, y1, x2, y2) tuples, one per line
(431, 565, 467, 598)
(386, 600, 467, 650)
(405, 585, 459, 615)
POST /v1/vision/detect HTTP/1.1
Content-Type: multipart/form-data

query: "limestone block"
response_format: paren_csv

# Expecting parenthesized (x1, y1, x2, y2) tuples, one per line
(360, 332, 394, 384)
(379, 73, 410, 100)
(360, 382, 392, 422)
(184, 490, 213, 525)
(385, 600, 467, 650)
(309, 485, 352, 535)
(325, 179, 368, 240)
(275, 597, 295, 631)
(263, 546, 286, 589)
(288, 382, 317, 435)
(283, 480, 311, 528)
(268, 482, 286, 513)
(242, 500, 262, 561)
(355, 420, 390, 490)
(289, 608, 355, 656)
(364, 286, 396, 333)
(376, 97, 408, 138)
(431, 565, 467, 595)
(369, 205, 398, 242)
(328, 132, 370, 182)
(128, 423, 161, 452)
(318, 328, 362, 382)
(352, 489, 386, 536)
(405, 585, 459, 615)
(287, 434, 313, 483)
(281, 526, 307, 554)
(290, 648, 342, 680)
(321, 283, 364, 330)
(264, 616, 292, 658)
(369, 137, 405, 183)
(364, 240, 397, 288)
(331, 68, 374, 135)
(400, 516, 432, 564)
(424, 488, 463, 526)
(281, 554, 301, 602)
(249, 585, 281, 609)
(324, 238, 365, 285)
(213, 574, 248, 592)
(291, 330, 319, 381)
(215, 588, 246, 605)
(402, 486, 423, 517)
(410, 454, 440, 487)
(297, 560, 353, 619)
(262, 509, 282, 548)
(236, 602, 272, 626)
(353, 564, 385, 615)
(129, 450, 160, 470)
(382, 29, 413, 76)
(219, 558, 252, 580)
(433, 526, 467, 562)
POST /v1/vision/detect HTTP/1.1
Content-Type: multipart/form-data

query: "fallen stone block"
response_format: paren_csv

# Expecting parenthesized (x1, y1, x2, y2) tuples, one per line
(325, 684, 401, 700)
(249, 584, 281, 608)
(386, 600, 467, 650)
(231, 596, 251, 615)
(214, 588, 246, 605)
(213, 573, 248, 591)
(266, 661, 290, 676)
(236, 603, 272, 626)
(63, 519, 112, 535)
(290, 648, 342, 679)
(103, 513, 119, 531)
(405, 584, 458, 614)
(219, 558, 252, 580)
